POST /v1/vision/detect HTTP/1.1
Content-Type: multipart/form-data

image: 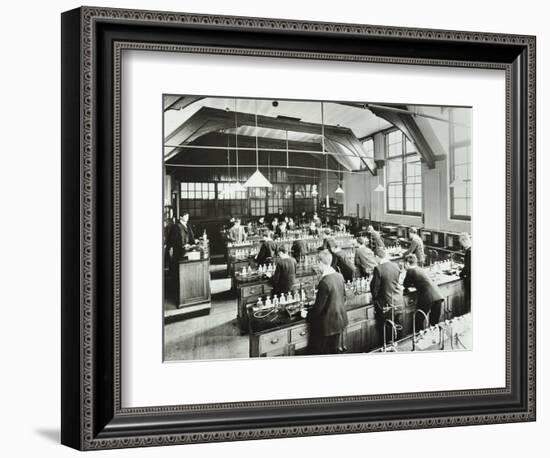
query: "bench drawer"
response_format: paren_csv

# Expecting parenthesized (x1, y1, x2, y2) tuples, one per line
(242, 284, 264, 297)
(290, 325, 309, 351)
(348, 307, 368, 324)
(258, 330, 288, 353)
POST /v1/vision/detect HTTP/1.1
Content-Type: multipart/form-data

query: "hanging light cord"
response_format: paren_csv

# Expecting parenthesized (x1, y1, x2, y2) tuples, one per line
(322, 102, 329, 207)
(255, 100, 259, 171)
(234, 99, 239, 182)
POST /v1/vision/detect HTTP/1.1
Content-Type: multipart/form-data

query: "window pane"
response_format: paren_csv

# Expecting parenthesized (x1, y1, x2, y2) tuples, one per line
(453, 185, 467, 198)
(454, 199, 467, 216)
(388, 130, 402, 144)
(455, 164, 469, 182)
(454, 146, 470, 165)
(390, 198, 403, 211)
(388, 143, 401, 157)
(387, 158, 403, 181)
(453, 126, 470, 143)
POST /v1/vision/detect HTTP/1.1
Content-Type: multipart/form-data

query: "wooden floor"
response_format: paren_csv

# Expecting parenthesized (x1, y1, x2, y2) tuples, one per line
(164, 265, 249, 361)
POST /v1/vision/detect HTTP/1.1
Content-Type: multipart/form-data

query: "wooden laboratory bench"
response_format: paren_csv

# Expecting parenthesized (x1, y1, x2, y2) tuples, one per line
(235, 268, 320, 334)
(226, 233, 356, 278)
(248, 272, 466, 357)
(177, 250, 211, 312)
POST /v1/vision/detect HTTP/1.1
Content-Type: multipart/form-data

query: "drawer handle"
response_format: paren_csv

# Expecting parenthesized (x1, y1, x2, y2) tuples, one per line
(299, 330, 307, 336)
(270, 338, 279, 345)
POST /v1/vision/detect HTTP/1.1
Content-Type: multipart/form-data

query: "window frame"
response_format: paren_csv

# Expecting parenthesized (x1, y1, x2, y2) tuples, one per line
(384, 129, 423, 216)
(178, 180, 319, 219)
(449, 111, 472, 221)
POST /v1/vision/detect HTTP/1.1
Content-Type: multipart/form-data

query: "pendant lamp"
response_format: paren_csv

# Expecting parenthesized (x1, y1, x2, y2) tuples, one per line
(374, 167, 385, 192)
(335, 164, 345, 194)
(243, 100, 272, 188)
(373, 114, 385, 192)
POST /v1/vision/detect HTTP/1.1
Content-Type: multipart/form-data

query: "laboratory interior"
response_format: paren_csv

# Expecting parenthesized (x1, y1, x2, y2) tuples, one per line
(163, 96, 472, 360)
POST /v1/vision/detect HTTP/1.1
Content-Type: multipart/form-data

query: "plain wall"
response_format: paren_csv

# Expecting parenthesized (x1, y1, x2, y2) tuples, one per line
(0, 1, 545, 457)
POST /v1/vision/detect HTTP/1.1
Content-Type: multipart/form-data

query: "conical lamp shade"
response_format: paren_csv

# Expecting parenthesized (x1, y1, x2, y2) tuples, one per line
(335, 185, 344, 194)
(243, 169, 273, 188)
(374, 184, 385, 192)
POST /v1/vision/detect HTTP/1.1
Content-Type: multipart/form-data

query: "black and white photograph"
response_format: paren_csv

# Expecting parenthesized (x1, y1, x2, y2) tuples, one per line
(162, 96, 472, 361)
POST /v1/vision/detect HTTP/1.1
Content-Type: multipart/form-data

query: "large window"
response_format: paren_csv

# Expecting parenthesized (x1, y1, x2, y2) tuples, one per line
(294, 184, 317, 214)
(218, 182, 248, 217)
(385, 130, 422, 215)
(449, 109, 472, 220)
(249, 187, 267, 217)
(180, 182, 215, 218)
(179, 181, 318, 219)
(268, 184, 293, 215)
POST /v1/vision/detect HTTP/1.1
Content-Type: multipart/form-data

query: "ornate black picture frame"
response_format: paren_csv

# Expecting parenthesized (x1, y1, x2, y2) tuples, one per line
(61, 6, 536, 450)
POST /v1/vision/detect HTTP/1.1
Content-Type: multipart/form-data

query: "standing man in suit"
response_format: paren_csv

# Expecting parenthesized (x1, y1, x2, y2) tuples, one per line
(166, 212, 196, 263)
(291, 237, 308, 262)
(403, 254, 444, 328)
(266, 245, 297, 296)
(326, 238, 355, 282)
(459, 232, 472, 312)
(228, 218, 247, 243)
(270, 217, 279, 233)
(255, 232, 277, 266)
(275, 221, 288, 239)
(354, 236, 377, 277)
(306, 250, 348, 355)
(403, 227, 425, 266)
(370, 247, 403, 343)
(367, 225, 386, 251)
(312, 212, 322, 228)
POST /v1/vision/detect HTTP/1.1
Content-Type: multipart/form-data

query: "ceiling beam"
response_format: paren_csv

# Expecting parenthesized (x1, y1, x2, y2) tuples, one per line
(165, 106, 376, 174)
(367, 104, 437, 169)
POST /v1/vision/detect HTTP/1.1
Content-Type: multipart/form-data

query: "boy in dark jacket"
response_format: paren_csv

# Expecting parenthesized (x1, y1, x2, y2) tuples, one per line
(306, 250, 348, 354)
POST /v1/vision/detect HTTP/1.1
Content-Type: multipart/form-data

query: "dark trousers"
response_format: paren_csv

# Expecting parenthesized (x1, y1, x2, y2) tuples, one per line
(309, 333, 341, 355)
(463, 279, 471, 313)
(416, 300, 444, 330)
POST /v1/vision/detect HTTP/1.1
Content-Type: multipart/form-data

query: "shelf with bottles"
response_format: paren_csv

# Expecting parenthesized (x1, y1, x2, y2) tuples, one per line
(386, 243, 406, 259)
(229, 245, 260, 261)
(235, 263, 276, 283)
(343, 276, 373, 308)
(251, 288, 311, 318)
(425, 258, 462, 282)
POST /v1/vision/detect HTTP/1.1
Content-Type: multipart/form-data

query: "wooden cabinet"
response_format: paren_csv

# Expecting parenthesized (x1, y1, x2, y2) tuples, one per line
(344, 321, 368, 353)
(250, 305, 371, 357)
(178, 258, 211, 309)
